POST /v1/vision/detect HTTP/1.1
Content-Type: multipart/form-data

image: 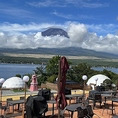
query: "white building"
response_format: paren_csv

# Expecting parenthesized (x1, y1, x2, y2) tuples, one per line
(87, 74, 111, 90)
(2, 77, 25, 89)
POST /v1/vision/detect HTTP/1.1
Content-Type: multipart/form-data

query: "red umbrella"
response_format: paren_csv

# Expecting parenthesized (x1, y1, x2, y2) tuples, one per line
(55, 56, 69, 117)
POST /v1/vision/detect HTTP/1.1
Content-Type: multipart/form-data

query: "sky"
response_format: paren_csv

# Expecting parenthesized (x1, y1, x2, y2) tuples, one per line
(0, 0, 118, 55)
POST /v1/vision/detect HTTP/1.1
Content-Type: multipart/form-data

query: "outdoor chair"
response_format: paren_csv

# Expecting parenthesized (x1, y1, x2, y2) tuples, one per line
(77, 106, 88, 118)
(19, 96, 25, 110)
(76, 95, 84, 104)
(112, 92, 118, 98)
(87, 91, 102, 109)
(77, 105, 100, 118)
(6, 98, 14, 112)
(0, 102, 7, 117)
(102, 102, 116, 116)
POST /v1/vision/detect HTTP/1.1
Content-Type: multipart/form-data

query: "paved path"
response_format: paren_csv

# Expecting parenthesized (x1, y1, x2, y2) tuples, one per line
(2, 89, 38, 96)
(1, 89, 87, 101)
(1, 89, 57, 101)
(2, 89, 57, 96)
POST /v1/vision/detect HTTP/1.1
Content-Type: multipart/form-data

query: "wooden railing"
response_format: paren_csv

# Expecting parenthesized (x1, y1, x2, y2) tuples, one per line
(41, 82, 92, 90)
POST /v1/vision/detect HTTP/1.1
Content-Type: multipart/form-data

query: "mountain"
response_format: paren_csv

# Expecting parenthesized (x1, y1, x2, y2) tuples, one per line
(41, 28, 69, 38)
(0, 28, 118, 60)
(0, 47, 118, 59)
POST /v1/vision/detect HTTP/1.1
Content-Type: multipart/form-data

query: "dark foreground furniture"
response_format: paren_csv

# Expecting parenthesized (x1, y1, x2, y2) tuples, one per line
(0, 102, 7, 118)
(65, 103, 100, 118)
(38, 89, 51, 101)
(25, 95, 48, 118)
(112, 115, 118, 118)
(95, 86, 105, 92)
(87, 90, 102, 109)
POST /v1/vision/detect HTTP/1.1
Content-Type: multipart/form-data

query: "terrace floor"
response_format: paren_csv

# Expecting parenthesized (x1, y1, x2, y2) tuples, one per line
(1, 99, 118, 118)
(1, 90, 118, 118)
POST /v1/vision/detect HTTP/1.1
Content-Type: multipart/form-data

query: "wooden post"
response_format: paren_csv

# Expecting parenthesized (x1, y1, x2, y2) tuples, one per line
(58, 59, 61, 118)
(22, 83, 26, 118)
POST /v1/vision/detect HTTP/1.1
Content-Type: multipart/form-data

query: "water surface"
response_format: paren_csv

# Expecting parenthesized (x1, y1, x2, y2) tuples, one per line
(0, 63, 39, 79)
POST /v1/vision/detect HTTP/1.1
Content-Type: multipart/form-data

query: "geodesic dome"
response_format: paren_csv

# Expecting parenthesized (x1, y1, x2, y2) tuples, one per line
(2, 77, 25, 89)
(87, 74, 111, 90)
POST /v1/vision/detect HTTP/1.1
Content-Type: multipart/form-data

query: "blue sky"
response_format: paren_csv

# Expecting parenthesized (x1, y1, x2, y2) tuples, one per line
(0, 0, 118, 55)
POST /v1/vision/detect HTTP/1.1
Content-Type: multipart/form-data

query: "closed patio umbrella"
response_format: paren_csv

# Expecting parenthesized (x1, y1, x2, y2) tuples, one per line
(55, 56, 69, 118)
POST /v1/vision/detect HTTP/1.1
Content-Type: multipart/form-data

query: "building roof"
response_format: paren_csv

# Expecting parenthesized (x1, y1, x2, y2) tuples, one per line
(87, 74, 111, 86)
(2, 77, 25, 89)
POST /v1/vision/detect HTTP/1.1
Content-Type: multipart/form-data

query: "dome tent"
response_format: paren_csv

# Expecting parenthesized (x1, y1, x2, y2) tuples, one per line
(2, 77, 25, 89)
(87, 74, 111, 90)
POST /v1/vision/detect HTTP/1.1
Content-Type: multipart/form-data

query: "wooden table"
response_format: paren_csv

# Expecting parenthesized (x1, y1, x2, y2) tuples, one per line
(47, 100, 56, 117)
(101, 93, 112, 103)
(64, 103, 82, 118)
(7, 99, 24, 113)
(65, 94, 83, 104)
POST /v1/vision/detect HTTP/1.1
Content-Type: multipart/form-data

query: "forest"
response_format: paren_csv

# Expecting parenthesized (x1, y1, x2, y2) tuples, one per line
(14, 55, 118, 89)
(1, 55, 118, 89)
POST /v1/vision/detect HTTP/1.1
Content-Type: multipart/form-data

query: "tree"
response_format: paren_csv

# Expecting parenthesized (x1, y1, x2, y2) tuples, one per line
(33, 56, 61, 85)
(34, 65, 48, 85)
(46, 55, 61, 75)
(33, 56, 118, 86)
(15, 74, 21, 78)
(67, 63, 99, 85)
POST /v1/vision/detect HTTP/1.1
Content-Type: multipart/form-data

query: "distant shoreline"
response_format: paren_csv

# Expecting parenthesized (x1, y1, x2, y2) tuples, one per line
(3, 53, 118, 62)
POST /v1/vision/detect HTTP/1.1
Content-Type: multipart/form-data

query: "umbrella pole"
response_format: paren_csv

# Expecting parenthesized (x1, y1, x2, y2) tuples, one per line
(58, 60, 61, 118)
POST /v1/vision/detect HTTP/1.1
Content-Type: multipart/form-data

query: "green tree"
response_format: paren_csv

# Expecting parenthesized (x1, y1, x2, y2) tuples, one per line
(34, 65, 48, 85)
(33, 56, 118, 86)
(67, 63, 99, 85)
(46, 55, 61, 75)
(15, 74, 21, 78)
(33, 56, 61, 85)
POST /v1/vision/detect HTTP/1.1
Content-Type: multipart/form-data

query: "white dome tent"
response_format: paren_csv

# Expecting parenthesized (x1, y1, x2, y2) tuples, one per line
(87, 74, 111, 90)
(2, 77, 25, 89)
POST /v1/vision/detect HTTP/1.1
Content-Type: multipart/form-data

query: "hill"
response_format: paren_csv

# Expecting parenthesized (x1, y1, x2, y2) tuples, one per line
(0, 47, 118, 59)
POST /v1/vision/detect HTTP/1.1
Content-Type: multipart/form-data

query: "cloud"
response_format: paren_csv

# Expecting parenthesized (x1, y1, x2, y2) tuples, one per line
(0, 3, 33, 19)
(51, 11, 73, 19)
(28, 0, 109, 8)
(27, 0, 67, 7)
(79, 1, 109, 8)
(0, 22, 64, 32)
(86, 24, 118, 36)
(51, 11, 96, 20)
(67, 23, 88, 43)
(0, 8, 32, 18)
(0, 22, 118, 55)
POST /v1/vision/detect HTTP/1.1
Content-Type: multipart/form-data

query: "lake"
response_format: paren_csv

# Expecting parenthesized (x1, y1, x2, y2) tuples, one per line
(92, 67, 118, 74)
(0, 63, 118, 79)
(0, 63, 40, 79)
